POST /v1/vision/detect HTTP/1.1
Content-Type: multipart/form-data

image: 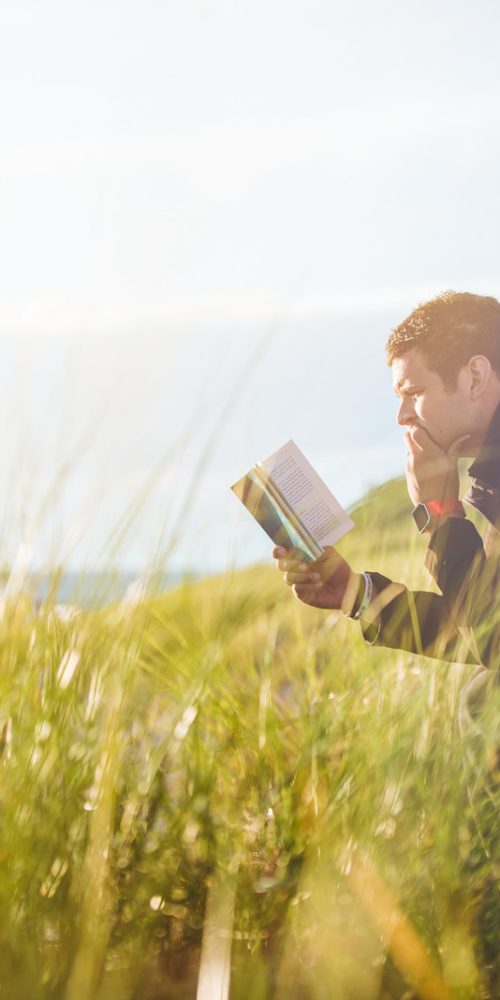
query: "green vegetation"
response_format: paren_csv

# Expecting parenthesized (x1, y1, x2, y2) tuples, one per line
(0, 478, 498, 999)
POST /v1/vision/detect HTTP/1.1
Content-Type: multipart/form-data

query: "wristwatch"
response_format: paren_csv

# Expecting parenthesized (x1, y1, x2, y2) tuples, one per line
(412, 499, 465, 534)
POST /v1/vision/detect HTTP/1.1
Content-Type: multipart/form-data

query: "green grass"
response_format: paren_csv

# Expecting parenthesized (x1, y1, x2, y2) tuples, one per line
(0, 478, 498, 999)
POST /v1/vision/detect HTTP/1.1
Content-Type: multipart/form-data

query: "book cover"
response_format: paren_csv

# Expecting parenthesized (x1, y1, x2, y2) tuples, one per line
(231, 440, 354, 562)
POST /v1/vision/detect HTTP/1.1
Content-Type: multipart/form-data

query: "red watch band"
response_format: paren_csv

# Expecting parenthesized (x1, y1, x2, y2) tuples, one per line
(426, 499, 464, 516)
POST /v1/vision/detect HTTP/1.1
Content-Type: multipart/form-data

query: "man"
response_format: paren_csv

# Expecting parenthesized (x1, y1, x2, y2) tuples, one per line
(273, 291, 500, 673)
(273, 290, 500, 983)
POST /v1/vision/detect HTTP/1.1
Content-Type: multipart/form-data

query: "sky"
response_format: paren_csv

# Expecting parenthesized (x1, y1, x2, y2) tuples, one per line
(1, 0, 500, 576)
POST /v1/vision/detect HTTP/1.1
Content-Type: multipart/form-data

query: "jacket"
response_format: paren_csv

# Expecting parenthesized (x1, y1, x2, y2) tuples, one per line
(362, 403, 500, 675)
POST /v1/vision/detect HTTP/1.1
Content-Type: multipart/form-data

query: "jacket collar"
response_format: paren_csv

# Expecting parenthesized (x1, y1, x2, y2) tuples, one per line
(468, 402, 500, 489)
(464, 403, 500, 527)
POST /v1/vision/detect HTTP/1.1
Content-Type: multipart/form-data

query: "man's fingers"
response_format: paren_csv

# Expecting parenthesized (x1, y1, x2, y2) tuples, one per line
(406, 426, 442, 453)
(285, 570, 320, 587)
(405, 428, 424, 452)
(276, 557, 308, 572)
(292, 582, 324, 603)
(272, 546, 288, 559)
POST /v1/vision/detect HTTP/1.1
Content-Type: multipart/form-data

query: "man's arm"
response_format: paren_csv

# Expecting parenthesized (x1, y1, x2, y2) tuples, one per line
(358, 570, 478, 664)
(404, 425, 500, 668)
(272, 544, 477, 665)
(424, 516, 500, 668)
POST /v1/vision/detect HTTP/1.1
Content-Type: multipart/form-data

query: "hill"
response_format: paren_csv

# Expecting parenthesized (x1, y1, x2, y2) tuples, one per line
(0, 474, 496, 1000)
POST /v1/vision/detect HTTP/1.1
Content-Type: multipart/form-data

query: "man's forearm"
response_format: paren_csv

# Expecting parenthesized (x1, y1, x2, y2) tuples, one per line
(425, 516, 500, 667)
(359, 571, 477, 664)
(426, 517, 485, 610)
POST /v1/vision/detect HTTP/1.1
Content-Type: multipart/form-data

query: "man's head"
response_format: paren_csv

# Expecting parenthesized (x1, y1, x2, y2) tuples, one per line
(387, 291, 500, 455)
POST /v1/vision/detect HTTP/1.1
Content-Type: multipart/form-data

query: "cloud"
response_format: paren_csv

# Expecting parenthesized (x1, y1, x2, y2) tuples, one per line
(1, 279, 499, 340)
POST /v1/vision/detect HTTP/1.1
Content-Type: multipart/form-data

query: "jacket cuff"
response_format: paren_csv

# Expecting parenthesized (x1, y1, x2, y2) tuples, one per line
(358, 572, 400, 645)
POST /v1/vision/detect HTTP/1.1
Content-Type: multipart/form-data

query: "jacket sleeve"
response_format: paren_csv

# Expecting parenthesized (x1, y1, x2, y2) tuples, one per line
(360, 571, 477, 664)
(425, 516, 500, 669)
(361, 516, 500, 668)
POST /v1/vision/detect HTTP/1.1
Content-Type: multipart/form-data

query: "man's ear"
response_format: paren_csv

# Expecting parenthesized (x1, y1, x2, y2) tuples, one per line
(466, 355, 492, 399)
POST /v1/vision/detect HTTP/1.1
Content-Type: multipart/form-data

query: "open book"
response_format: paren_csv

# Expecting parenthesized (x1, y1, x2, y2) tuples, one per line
(231, 440, 354, 563)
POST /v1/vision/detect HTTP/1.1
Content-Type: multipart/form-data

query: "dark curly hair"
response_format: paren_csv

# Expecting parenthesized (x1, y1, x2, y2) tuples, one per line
(386, 291, 500, 389)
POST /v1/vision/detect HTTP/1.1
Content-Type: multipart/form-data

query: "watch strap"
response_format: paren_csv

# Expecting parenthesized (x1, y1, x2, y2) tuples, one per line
(412, 499, 465, 534)
(425, 499, 465, 517)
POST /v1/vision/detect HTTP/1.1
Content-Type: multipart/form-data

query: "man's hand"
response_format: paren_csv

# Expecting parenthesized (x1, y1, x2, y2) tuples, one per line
(272, 544, 361, 613)
(405, 427, 465, 506)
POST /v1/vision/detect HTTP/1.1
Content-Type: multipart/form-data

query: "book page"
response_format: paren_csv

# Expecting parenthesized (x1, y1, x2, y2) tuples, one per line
(259, 440, 354, 548)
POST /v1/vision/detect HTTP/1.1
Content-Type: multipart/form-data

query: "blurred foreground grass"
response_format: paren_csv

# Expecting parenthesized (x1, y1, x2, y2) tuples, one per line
(0, 479, 498, 999)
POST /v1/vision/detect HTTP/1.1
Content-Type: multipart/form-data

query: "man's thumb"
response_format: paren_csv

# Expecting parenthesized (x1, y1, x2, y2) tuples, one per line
(448, 433, 472, 457)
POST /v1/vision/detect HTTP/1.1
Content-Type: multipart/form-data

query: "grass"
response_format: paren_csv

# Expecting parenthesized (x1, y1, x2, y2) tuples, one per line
(0, 477, 498, 999)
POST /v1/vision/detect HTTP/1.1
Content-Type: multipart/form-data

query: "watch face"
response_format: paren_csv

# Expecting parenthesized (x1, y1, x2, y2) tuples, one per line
(412, 503, 430, 533)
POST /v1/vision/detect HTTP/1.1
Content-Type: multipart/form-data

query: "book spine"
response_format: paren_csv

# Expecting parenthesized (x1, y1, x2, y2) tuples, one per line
(253, 464, 323, 559)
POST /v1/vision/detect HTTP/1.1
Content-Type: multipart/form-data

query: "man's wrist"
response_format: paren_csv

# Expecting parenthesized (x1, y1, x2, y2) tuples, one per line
(345, 572, 373, 619)
(342, 573, 363, 617)
(412, 499, 465, 534)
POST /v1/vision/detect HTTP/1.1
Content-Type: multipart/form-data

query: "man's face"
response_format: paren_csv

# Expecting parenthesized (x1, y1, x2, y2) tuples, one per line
(392, 347, 479, 455)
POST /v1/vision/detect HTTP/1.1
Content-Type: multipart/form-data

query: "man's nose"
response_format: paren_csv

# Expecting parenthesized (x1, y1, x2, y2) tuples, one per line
(397, 399, 415, 426)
